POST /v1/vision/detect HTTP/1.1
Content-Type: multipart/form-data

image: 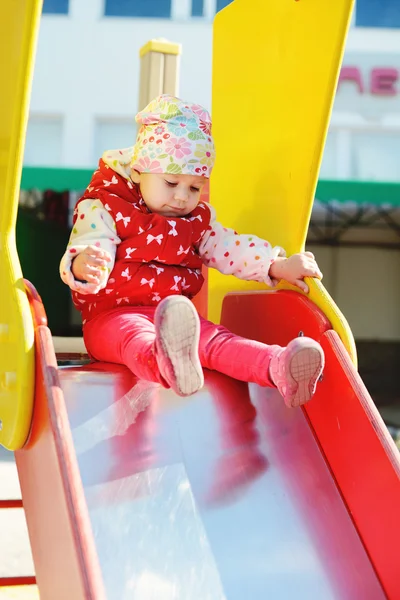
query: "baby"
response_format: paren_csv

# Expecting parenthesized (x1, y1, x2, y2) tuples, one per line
(60, 94, 324, 406)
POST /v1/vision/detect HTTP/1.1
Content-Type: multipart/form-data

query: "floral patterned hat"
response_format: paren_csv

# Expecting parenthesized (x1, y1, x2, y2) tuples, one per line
(131, 94, 216, 178)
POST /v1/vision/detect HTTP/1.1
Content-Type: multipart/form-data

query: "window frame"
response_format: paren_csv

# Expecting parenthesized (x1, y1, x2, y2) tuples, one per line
(216, 0, 232, 12)
(355, 0, 400, 29)
(104, 0, 173, 19)
(322, 114, 400, 181)
(191, 0, 205, 17)
(42, 0, 69, 15)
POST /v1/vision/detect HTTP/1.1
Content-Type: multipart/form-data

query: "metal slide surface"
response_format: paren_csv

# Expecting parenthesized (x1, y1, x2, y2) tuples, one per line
(59, 364, 384, 600)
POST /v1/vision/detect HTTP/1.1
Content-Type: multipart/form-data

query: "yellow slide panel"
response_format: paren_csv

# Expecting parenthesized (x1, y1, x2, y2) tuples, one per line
(210, 0, 357, 364)
(0, 0, 43, 449)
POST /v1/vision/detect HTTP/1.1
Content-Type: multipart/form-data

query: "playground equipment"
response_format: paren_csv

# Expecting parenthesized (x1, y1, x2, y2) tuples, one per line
(138, 39, 181, 112)
(1, 0, 400, 598)
(0, 0, 41, 453)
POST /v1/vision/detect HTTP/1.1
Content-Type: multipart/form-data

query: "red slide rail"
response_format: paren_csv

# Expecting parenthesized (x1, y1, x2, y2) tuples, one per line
(13, 281, 106, 600)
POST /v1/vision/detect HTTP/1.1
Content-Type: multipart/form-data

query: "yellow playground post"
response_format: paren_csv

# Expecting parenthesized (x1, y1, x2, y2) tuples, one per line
(0, 0, 42, 450)
(210, 0, 357, 364)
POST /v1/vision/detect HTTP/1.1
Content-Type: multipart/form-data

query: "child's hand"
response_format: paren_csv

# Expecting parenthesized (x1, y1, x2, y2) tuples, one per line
(71, 246, 112, 285)
(269, 252, 323, 293)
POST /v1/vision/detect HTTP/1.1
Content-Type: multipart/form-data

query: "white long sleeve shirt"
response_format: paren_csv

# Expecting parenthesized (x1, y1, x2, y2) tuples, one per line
(60, 148, 285, 295)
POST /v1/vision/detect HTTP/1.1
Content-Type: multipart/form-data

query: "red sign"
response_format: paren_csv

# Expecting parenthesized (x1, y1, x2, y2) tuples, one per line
(338, 67, 399, 96)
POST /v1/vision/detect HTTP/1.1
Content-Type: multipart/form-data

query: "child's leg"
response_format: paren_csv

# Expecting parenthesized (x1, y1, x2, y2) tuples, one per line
(83, 306, 163, 384)
(198, 318, 279, 387)
(83, 298, 204, 396)
(198, 318, 324, 408)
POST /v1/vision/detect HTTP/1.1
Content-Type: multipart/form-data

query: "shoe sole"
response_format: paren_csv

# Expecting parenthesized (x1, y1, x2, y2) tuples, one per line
(155, 297, 204, 396)
(285, 342, 324, 408)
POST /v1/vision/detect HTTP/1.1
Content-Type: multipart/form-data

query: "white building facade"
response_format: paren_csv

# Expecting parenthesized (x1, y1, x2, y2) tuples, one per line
(25, 0, 400, 182)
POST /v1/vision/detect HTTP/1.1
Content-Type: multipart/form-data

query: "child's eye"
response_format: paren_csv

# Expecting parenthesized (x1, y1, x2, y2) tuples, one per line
(191, 187, 200, 193)
(165, 180, 177, 187)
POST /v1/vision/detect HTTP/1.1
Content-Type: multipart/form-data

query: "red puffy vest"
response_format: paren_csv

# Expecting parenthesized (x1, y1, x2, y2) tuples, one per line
(72, 160, 211, 322)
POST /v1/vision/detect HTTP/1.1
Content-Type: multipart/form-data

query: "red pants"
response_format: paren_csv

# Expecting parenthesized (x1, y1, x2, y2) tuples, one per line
(83, 306, 280, 388)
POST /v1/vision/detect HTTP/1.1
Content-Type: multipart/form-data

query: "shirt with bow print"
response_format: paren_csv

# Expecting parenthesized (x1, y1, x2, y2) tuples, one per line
(60, 148, 285, 323)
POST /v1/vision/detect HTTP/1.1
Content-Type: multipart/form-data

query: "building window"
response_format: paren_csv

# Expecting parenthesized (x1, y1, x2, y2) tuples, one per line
(216, 0, 233, 11)
(192, 0, 204, 17)
(105, 0, 172, 18)
(352, 132, 400, 182)
(24, 117, 63, 166)
(356, 0, 400, 28)
(94, 120, 134, 163)
(42, 0, 69, 14)
(319, 128, 400, 182)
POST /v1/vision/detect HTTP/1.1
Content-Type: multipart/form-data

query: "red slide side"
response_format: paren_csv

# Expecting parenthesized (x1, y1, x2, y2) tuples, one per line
(221, 290, 400, 600)
(14, 281, 106, 600)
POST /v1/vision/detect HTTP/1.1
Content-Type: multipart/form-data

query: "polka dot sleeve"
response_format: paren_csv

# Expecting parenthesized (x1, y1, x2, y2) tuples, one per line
(59, 199, 120, 295)
(198, 205, 286, 287)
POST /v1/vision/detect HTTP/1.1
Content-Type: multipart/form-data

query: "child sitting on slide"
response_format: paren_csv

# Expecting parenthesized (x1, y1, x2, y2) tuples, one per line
(60, 94, 324, 406)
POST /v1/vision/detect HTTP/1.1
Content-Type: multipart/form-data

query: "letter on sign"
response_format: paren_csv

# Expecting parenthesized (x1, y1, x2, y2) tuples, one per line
(370, 68, 398, 96)
(338, 67, 364, 93)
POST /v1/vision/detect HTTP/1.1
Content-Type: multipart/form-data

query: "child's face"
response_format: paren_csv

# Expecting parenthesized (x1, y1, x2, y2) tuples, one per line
(131, 172, 206, 217)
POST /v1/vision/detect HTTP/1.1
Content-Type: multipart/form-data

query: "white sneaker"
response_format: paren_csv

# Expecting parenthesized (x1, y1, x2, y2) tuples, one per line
(154, 296, 204, 396)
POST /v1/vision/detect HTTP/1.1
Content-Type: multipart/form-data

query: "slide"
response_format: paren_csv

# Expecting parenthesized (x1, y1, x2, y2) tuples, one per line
(2, 0, 400, 598)
(14, 283, 400, 599)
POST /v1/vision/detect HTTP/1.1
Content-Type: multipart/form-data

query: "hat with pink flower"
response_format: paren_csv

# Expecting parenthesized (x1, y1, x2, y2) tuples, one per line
(131, 94, 216, 178)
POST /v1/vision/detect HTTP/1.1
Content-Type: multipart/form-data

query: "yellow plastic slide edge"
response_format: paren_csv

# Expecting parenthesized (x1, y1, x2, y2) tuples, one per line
(0, 0, 43, 449)
(209, 0, 356, 364)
